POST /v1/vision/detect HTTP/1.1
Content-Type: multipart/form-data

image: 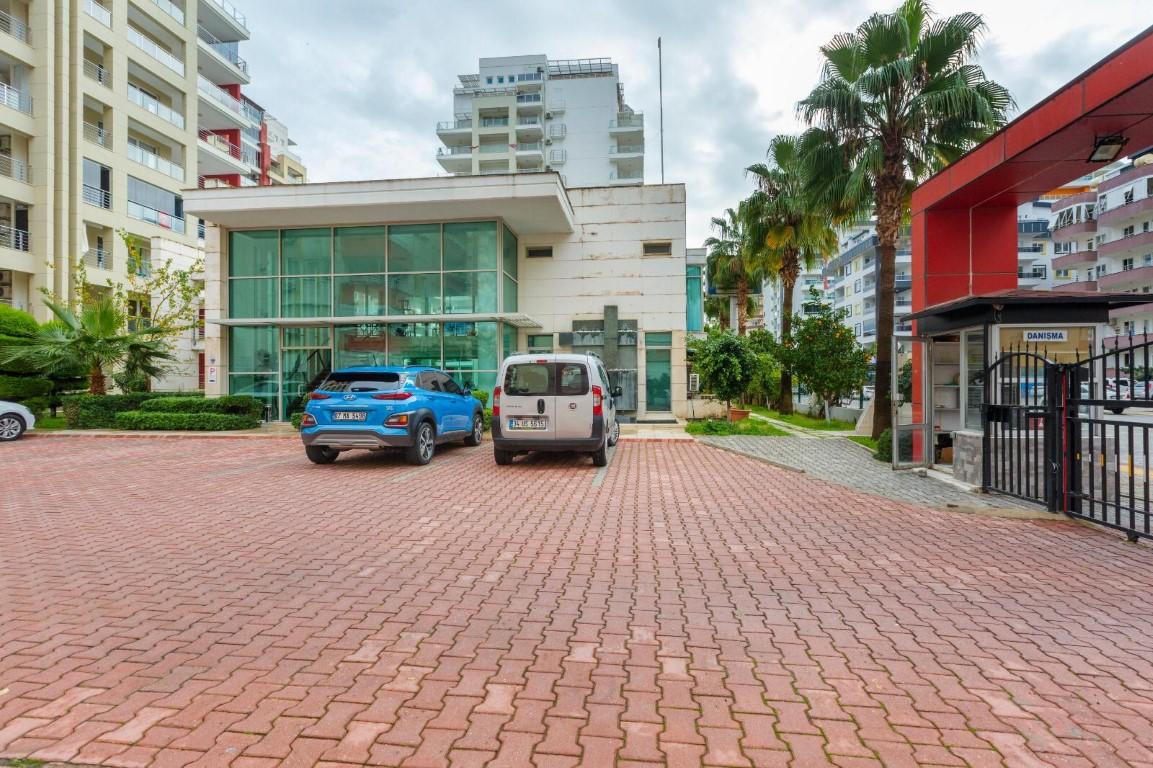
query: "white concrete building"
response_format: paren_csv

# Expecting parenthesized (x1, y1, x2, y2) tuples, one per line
(185, 173, 693, 421)
(435, 55, 643, 188)
(763, 270, 824, 338)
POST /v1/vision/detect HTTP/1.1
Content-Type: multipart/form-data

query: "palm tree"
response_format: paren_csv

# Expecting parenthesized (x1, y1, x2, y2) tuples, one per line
(746, 135, 840, 414)
(704, 207, 756, 336)
(798, 0, 1013, 438)
(0, 297, 173, 395)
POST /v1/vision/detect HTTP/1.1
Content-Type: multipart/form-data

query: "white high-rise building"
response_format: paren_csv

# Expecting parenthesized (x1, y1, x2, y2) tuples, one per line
(436, 55, 644, 187)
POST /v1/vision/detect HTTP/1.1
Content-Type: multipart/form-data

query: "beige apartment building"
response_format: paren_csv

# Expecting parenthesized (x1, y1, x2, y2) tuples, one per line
(0, 0, 305, 388)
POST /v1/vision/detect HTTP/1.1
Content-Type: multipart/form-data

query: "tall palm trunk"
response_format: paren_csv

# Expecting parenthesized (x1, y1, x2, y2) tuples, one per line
(736, 272, 749, 336)
(89, 362, 107, 395)
(776, 247, 800, 414)
(871, 160, 903, 440)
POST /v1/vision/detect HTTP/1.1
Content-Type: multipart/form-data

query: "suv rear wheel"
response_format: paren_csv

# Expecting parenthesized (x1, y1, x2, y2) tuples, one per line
(406, 421, 436, 465)
(464, 413, 483, 446)
(305, 445, 338, 464)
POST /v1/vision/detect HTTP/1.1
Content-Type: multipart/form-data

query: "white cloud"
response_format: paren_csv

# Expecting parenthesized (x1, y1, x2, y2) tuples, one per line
(239, 0, 1149, 246)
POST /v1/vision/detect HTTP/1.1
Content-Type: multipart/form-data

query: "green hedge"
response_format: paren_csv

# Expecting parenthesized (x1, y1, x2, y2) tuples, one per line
(0, 304, 38, 338)
(140, 395, 262, 418)
(114, 411, 259, 431)
(62, 391, 204, 429)
(0, 375, 53, 400)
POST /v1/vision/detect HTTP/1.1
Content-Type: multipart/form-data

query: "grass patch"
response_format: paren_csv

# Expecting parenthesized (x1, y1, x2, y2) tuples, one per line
(34, 415, 67, 431)
(846, 435, 877, 451)
(748, 405, 855, 431)
(685, 418, 789, 437)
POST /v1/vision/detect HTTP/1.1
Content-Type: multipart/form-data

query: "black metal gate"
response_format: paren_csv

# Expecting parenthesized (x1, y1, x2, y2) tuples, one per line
(982, 340, 1153, 542)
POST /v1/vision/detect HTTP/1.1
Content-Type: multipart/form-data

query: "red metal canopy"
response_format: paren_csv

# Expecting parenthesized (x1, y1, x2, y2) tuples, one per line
(911, 25, 1153, 311)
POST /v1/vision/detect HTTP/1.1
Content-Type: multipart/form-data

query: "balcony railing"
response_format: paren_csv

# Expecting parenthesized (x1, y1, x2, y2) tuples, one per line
(128, 200, 185, 233)
(197, 75, 246, 118)
(516, 93, 541, 104)
(199, 129, 257, 166)
(479, 117, 509, 128)
(203, 0, 248, 32)
(151, 0, 185, 24)
(83, 121, 111, 147)
(127, 28, 185, 75)
(609, 171, 643, 181)
(0, 155, 29, 183)
(198, 175, 236, 188)
(437, 146, 471, 157)
(83, 185, 111, 210)
(437, 119, 472, 131)
(84, 0, 111, 27)
(610, 113, 644, 129)
(83, 59, 111, 88)
(197, 25, 248, 74)
(518, 117, 540, 127)
(0, 10, 29, 43)
(611, 144, 644, 155)
(128, 84, 185, 129)
(0, 224, 29, 252)
(0, 82, 32, 115)
(85, 247, 112, 270)
(478, 144, 508, 154)
(128, 142, 185, 181)
(517, 142, 542, 152)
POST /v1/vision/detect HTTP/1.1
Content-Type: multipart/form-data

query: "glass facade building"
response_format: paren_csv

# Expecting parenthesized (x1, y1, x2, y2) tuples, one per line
(226, 221, 520, 419)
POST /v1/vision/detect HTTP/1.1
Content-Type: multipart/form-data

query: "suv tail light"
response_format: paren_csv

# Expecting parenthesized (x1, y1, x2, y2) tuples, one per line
(300, 413, 316, 427)
(384, 413, 409, 427)
(492, 386, 501, 418)
(371, 392, 412, 400)
(308, 392, 330, 400)
(592, 385, 603, 416)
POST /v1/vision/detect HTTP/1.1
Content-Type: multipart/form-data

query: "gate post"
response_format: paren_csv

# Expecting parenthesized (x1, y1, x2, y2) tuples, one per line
(1044, 364, 1064, 512)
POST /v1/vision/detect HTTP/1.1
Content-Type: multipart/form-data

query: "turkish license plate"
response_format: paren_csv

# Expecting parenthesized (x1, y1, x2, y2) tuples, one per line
(333, 411, 367, 422)
(508, 417, 548, 430)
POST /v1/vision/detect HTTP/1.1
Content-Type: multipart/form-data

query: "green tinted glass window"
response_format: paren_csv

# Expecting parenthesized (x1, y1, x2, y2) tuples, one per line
(281, 326, 330, 348)
(281, 228, 331, 275)
(334, 324, 388, 368)
(502, 224, 518, 278)
(229, 278, 277, 318)
(443, 321, 498, 374)
(645, 331, 673, 347)
(387, 323, 441, 367)
(444, 221, 498, 271)
(334, 275, 387, 316)
(229, 374, 278, 418)
(229, 326, 278, 372)
(503, 273, 518, 313)
(443, 271, 496, 314)
(334, 226, 386, 274)
(388, 273, 441, 315)
(388, 224, 441, 272)
(229, 230, 278, 277)
(281, 276, 331, 317)
(528, 334, 553, 352)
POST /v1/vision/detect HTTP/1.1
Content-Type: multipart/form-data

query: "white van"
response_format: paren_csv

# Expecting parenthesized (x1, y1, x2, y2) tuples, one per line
(492, 353, 621, 466)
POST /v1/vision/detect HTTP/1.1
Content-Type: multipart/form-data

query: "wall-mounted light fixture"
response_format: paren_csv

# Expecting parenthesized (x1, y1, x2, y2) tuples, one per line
(1088, 134, 1128, 163)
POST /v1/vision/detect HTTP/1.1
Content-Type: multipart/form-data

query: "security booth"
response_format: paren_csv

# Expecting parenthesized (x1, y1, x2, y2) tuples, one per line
(898, 289, 1152, 497)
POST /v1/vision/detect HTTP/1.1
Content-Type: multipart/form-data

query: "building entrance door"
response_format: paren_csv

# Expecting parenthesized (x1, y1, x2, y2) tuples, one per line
(281, 327, 332, 421)
(645, 349, 671, 412)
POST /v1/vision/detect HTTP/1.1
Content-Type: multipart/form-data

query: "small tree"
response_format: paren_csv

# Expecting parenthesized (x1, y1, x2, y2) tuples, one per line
(776, 289, 870, 419)
(689, 330, 759, 417)
(745, 329, 781, 408)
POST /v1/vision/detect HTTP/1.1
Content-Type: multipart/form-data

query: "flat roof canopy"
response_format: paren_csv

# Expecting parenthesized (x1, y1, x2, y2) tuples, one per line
(211, 312, 543, 329)
(906, 289, 1153, 335)
(184, 173, 576, 235)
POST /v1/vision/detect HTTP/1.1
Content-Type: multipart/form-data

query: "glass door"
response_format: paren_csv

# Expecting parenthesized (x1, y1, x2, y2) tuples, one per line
(645, 349, 672, 411)
(281, 326, 332, 421)
(892, 334, 931, 469)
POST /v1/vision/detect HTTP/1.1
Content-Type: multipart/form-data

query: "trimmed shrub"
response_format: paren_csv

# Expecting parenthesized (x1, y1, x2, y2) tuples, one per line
(482, 408, 492, 431)
(875, 428, 893, 463)
(62, 391, 204, 428)
(0, 375, 53, 401)
(0, 304, 38, 338)
(290, 412, 304, 431)
(114, 411, 259, 431)
(140, 395, 262, 418)
(472, 389, 489, 407)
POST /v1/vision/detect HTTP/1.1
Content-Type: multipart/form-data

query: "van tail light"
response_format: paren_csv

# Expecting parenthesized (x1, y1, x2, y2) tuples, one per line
(592, 385, 603, 416)
(371, 392, 412, 401)
(300, 413, 316, 427)
(492, 386, 502, 418)
(308, 392, 330, 400)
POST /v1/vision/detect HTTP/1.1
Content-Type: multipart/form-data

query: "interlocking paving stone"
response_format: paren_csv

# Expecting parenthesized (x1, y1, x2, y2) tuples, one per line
(2, 436, 1153, 767)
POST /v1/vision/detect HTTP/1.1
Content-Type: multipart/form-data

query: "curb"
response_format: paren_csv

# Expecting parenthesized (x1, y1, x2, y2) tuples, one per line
(692, 438, 807, 474)
(30, 431, 296, 440)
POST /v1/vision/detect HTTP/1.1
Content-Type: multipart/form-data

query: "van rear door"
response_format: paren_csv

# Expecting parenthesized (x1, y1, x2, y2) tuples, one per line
(554, 361, 593, 439)
(500, 360, 556, 441)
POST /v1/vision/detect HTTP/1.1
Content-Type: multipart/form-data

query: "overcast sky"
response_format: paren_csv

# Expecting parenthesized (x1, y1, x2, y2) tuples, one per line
(238, 0, 1148, 246)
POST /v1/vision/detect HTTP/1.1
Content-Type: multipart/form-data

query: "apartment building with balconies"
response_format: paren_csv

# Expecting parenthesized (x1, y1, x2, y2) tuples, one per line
(436, 55, 643, 188)
(0, 0, 306, 391)
(822, 223, 914, 345)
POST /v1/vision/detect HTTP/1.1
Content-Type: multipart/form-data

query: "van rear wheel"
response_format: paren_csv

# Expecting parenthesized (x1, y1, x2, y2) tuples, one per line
(592, 441, 608, 467)
(494, 448, 514, 465)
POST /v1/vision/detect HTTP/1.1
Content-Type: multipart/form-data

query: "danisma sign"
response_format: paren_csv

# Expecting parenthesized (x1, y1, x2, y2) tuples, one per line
(1024, 329, 1068, 343)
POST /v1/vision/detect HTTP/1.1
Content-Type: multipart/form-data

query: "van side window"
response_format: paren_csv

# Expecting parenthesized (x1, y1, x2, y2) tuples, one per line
(558, 364, 589, 396)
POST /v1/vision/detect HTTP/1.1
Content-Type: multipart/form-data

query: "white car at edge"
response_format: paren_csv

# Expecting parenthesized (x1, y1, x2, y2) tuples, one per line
(0, 400, 35, 441)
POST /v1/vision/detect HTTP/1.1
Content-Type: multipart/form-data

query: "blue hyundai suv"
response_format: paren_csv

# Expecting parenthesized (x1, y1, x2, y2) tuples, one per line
(299, 367, 485, 466)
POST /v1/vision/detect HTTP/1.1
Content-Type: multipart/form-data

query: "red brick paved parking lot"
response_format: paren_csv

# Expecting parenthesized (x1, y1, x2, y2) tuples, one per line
(2, 436, 1153, 767)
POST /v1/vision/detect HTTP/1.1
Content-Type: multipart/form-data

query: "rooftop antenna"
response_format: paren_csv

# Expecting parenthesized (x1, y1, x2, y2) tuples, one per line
(658, 37, 665, 184)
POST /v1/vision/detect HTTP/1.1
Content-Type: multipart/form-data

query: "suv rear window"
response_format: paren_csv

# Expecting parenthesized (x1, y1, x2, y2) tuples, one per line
(503, 362, 589, 396)
(317, 372, 405, 393)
